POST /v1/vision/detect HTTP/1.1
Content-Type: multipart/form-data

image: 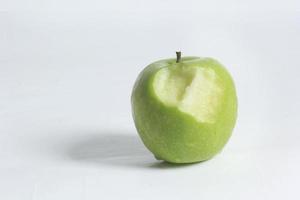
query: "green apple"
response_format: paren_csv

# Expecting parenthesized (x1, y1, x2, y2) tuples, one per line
(131, 52, 237, 163)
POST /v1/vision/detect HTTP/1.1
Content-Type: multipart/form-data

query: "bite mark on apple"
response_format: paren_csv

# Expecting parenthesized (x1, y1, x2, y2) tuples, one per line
(153, 66, 223, 123)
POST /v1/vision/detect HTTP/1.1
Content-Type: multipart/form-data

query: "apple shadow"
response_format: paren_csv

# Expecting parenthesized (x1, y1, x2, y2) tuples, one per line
(67, 131, 198, 169)
(68, 132, 151, 168)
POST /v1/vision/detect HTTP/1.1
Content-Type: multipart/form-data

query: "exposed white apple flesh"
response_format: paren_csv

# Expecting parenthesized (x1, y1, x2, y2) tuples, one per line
(153, 65, 223, 123)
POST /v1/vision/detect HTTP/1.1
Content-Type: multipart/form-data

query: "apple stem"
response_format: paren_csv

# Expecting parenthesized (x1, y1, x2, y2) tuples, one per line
(176, 51, 181, 63)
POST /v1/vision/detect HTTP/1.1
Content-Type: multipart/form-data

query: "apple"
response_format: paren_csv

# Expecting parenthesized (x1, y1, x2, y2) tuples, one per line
(131, 52, 237, 163)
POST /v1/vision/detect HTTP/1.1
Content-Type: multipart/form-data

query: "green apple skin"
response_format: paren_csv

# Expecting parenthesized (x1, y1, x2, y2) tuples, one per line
(131, 56, 237, 163)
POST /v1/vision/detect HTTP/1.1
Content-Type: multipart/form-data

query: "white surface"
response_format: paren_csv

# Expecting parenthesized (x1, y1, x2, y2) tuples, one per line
(1, 1, 300, 199)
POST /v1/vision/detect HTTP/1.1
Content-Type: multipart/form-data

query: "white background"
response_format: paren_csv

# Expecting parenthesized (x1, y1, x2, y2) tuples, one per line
(1, 1, 300, 199)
